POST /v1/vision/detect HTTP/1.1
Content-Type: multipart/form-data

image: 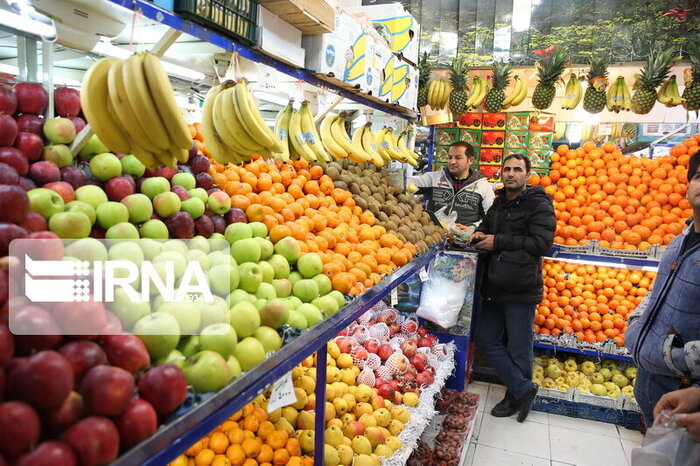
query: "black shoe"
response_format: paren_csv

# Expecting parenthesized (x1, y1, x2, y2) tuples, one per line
(516, 384, 538, 423)
(490, 396, 519, 417)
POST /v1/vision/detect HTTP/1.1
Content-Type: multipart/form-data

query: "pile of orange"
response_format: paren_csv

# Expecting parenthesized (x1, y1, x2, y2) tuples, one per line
(530, 136, 697, 250)
(535, 259, 656, 347)
(208, 157, 418, 295)
(170, 401, 310, 466)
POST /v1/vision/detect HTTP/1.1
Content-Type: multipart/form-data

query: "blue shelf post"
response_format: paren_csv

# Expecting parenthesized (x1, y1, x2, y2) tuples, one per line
(314, 346, 328, 466)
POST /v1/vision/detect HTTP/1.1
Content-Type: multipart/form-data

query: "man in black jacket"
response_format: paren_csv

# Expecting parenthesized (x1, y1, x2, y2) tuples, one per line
(470, 153, 556, 422)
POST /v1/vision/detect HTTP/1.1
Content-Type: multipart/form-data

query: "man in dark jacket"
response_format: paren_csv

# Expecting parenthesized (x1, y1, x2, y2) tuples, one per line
(470, 153, 556, 422)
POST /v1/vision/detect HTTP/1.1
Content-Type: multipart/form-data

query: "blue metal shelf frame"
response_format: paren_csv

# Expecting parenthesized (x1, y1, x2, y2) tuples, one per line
(534, 342, 634, 362)
(547, 246, 660, 269)
(105, 0, 417, 121)
(112, 245, 443, 466)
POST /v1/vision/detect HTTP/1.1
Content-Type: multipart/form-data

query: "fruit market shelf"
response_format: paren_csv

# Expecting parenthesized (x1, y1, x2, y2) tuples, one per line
(547, 245, 660, 271)
(104, 0, 418, 121)
(111, 246, 443, 466)
(533, 338, 634, 362)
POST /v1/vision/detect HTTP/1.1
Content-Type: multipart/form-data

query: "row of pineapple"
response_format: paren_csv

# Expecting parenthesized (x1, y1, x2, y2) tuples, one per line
(417, 38, 700, 115)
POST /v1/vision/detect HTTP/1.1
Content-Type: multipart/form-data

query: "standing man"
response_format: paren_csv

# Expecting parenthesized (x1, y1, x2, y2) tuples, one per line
(407, 141, 494, 228)
(626, 151, 700, 427)
(471, 153, 556, 422)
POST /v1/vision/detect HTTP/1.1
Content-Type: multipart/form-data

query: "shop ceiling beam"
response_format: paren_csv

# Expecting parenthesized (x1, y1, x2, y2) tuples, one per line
(104, 0, 416, 121)
(150, 28, 182, 58)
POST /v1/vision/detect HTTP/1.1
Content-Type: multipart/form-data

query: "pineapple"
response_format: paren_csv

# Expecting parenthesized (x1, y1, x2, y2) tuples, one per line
(683, 38, 700, 112)
(622, 123, 638, 139)
(631, 48, 676, 114)
(417, 52, 431, 108)
(532, 47, 568, 110)
(583, 56, 609, 114)
(448, 57, 469, 116)
(485, 61, 511, 112)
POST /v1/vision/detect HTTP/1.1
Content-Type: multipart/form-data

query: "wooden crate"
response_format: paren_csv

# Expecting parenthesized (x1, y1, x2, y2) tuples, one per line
(258, 0, 335, 34)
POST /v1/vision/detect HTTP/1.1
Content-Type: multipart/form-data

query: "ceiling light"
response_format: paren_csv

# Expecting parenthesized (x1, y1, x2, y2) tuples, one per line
(0, 63, 80, 86)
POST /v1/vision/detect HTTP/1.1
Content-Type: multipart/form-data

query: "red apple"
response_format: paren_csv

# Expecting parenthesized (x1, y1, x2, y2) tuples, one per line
(52, 300, 107, 337)
(0, 86, 17, 115)
(29, 161, 60, 185)
(377, 344, 394, 361)
(43, 181, 75, 204)
(194, 215, 214, 237)
(418, 337, 433, 348)
(61, 416, 119, 466)
(363, 339, 380, 354)
(104, 176, 135, 202)
(13, 132, 42, 162)
(14, 83, 48, 115)
(223, 208, 246, 225)
(59, 167, 84, 189)
(15, 115, 44, 136)
(155, 166, 177, 180)
(403, 320, 418, 334)
(22, 231, 64, 260)
(0, 401, 40, 459)
(190, 154, 210, 174)
(0, 324, 13, 366)
(417, 326, 428, 337)
(165, 211, 195, 239)
(0, 222, 27, 256)
(10, 305, 62, 355)
(100, 312, 123, 335)
(409, 353, 428, 372)
(42, 391, 85, 437)
(54, 88, 81, 117)
(80, 365, 135, 417)
(7, 350, 73, 409)
(195, 172, 213, 190)
(14, 440, 77, 466)
(0, 162, 19, 184)
(115, 398, 157, 450)
(58, 341, 108, 383)
(170, 184, 189, 201)
(0, 115, 18, 145)
(0, 184, 29, 223)
(101, 334, 150, 374)
(17, 176, 36, 191)
(389, 322, 401, 336)
(67, 116, 86, 134)
(0, 146, 28, 175)
(400, 340, 418, 358)
(136, 364, 188, 416)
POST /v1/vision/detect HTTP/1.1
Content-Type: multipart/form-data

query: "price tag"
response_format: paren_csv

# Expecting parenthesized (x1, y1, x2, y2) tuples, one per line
(598, 124, 612, 136)
(419, 267, 429, 282)
(267, 372, 297, 413)
(391, 287, 398, 306)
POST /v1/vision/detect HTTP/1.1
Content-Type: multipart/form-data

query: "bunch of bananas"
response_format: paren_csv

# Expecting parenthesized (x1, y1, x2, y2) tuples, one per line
(273, 101, 331, 163)
(466, 76, 487, 109)
(561, 73, 583, 109)
(606, 76, 632, 112)
(657, 76, 684, 107)
(320, 114, 377, 164)
(81, 53, 192, 169)
(202, 80, 285, 165)
(426, 79, 451, 110)
(352, 123, 387, 167)
(502, 75, 528, 109)
(375, 127, 419, 167)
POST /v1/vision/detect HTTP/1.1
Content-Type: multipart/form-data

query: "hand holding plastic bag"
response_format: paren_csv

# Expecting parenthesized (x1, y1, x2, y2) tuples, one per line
(416, 255, 470, 328)
(631, 409, 700, 466)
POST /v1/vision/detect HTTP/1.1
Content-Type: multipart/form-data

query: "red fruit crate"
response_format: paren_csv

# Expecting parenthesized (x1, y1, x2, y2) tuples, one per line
(479, 148, 503, 164)
(457, 112, 482, 129)
(482, 113, 506, 129)
(481, 131, 505, 147)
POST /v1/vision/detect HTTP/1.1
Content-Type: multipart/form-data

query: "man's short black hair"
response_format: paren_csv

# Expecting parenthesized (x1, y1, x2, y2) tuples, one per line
(449, 141, 475, 159)
(503, 153, 531, 173)
(690, 151, 700, 181)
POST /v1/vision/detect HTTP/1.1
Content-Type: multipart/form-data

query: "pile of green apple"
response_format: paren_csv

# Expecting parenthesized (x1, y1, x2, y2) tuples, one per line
(533, 355, 637, 400)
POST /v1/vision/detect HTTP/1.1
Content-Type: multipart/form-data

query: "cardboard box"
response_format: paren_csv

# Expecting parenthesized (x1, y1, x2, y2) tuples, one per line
(259, 0, 335, 34)
(458, 129, 481, 146)
(342, 28, 372, 92)
(529, 113, 556, 132)
(479, 164, 501, 181)
(434, 145, 450, 163)
(258, 6, 305, 67)
(528, 132, 554, 149)
(479, 148, 504, 164)
(374, 42, 394, 101)
(504, 131, 528, 150)
(458, 112, 483, 129)
(482, 113, 507, 129)
(527, 148, 550, 168)
(401, 62, 418, 110)
(391, 59, 417, 108)
(303, 11, 360, 77)
(435, 128, 458, 145)
(506, 112, 530, 131)
(481, 131, 506, 148)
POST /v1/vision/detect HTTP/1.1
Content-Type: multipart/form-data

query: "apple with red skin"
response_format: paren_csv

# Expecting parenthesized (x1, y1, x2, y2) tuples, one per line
(15, 114, 44, 136)
(195, 172, 214, 191)
(68, 116, 86, 134)
(377, 344, 394, 361)
(14, 83, 48, 115)
(155, 166, 177, 180)
(7, 350, 73, 409)
(418, 337, 433, 348)
(101, 334, 150, 374)
(0, 162, 19, 184)
(80, 365, 135, 417)
(0, 324, 13, 366)
(54, 87, 81, 117)
(61, 416, 119, 466)
(223, 208, 246, 225)
(389, 322, 401, 336)
(165, 211, 195, 239)
(53, 301, 108, 337)
(19, 212, 46, 232)
(58, 341, 108, 383)
(0, 146, 28, 175)
(42, 391, 86, 437)
(13, 132, 43, 162)
(18, 176, 36, 191)
(115, 398, 157, 450)
(336, 337, 353, 354)
(194, 215, 214, 237)
(23, 231, 64, 260)
(0, 222, 27, 255)
(14, 440, 77, 466)
(363, 339, 379, 354)
(59, 167, 85, 189)
(190, 154, 210, 174)
(0, 86, 17, 115)
(417, 326, 428, 337)
(409, 353, 428, 372)
(403, 320, 418, 334)
(0, 114, 18, 145)
(0, 401, 40, 459)
(399, 340, 418, 358)
(0, 184, 29, 223)
(104, 176, 135, 202)
(137, 364, 188, 416)
(376, 313, 392, 325)
(100, 312, 123, 335)
(43, 181, 75, 204)
(29, 161, 60, 185)
(170, 185, 189, 201)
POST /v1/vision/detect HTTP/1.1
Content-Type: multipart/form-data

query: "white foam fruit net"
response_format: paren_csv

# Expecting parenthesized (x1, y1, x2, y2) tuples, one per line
(389, 336, 405, 350)
(357, 365, 375, 387)
(351, 346, 369, 368)
(365, 353, 381, 370)
(376, 365, 393, 382)
(357, 310, 373, 325)
(432, 344, 449, 361)
(369, 322, 390, 340)
(401, 316, 419, 334)
(350, 326, 370, 344)
(385, 353, 409, 374)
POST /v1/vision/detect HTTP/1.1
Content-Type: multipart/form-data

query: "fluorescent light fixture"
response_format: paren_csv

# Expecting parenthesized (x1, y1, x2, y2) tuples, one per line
(91, 40, 206, 81)
(0, 8, 56, 40)
(0, 63, 80, 86)
(254, 90, 290, 107)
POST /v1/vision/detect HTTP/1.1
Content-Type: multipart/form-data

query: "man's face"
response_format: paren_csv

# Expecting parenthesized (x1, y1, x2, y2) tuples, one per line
(502, 157, 530, 192)
(688, 162, 700, 212)
(447, 147, 472, 178)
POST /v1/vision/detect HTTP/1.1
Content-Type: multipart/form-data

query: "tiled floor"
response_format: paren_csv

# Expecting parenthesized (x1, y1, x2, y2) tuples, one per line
(462, 382, 644, 466)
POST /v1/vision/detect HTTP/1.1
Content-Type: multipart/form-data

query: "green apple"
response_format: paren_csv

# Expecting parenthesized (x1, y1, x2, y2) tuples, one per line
(207, 191, 231, 214)
(111, 287, 151, 330)
(64, 238, 108, 262)
(141, 177, 170, 200)
(27, 188, 65, 219)
(258, 261, 275, 283)
(43, 118, 76, 144)
(227, 355, 242, 380)
(298, 303, 323, 326)
(42, 144, 73, 168)
(254, 299, 267, 311)
(287, 311, 308, 330)
(153, 250, 187, 277)
(200, 323, 238, 358)
(153, 192, 181, 218)
(78, 134, 109, 160)
(199, 297, 229, 328)
(210, 233, 225, 241)
(190, 235, 212, 253)
(229, 301, 261, 338)
(328, 290, 346, 310)
(274, 237, 301, 264)
(48, 211, 91, 238)
(209, 250, 235, 267)
(238, 262, 263, 293)
(268, 254, 290, 279)
(249, 222, 268, 238)
(255, 282, 277, 300)
(225, 223, 253, 243)
(106, 222, 140, 240)
(227, 289, 255, 307)
(65, 200, 96, 225)
(108, 241, 144, 264)
(183, 350, 230, 393)
(186, 248, 210, 270)
(96, 201, 129, 229)
(155, 349, 186, 369)
(312, 274, 333, 296)
(271, 279, 293, 298)
(177, 335, 201, 357)
(163, 239, 188, 255)
(255, 237, 274, 261)
(286, 296, 302, 310)
(293, 279, 320, 303)
(121, 193, 153, 224)
(259, 300, 290, 329)
(233, 337, 266, 371)
(120, 154, 145, 177)
(133, 312, 181, 358)
(90, 153, 122, 181)
(254, 326, 282, 352)
(75, 185, 108, 209)
(139, 219, 169, 239)
(208, 263, 239, 295)
(188, 188, 208, 203)
(180, 198, 205, 219)
(297, 253, 323, 278)
(172, 172, 196, 190)
(289, 271, 303, 285)
(139, 238, 163, 260)
(312, 295, 340, 316)
(158, 302, 201, 335)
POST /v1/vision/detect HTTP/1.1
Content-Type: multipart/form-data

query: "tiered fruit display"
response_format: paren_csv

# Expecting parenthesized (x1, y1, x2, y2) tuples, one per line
(536, 259, 656, 347)
(531, 47, 568, 110)
(630, 48, 677, 115)
(534, 355, 637, 401)
(532, 140, 694, 249)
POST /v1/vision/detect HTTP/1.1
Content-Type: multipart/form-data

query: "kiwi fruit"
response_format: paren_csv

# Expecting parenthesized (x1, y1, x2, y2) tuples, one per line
(377, 212, 388, 222)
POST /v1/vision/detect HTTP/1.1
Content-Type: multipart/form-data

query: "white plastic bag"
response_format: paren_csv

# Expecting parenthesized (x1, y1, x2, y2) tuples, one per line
(416, 257, 469, 328)
(631, 410, 700, 466)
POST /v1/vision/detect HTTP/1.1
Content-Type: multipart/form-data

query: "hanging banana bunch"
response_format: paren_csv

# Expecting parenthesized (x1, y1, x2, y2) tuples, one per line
(561, 73, 583, 110)
(657, 76, 684, 107)
(426, 79, 451, 110)
(502, 75, 528, 109)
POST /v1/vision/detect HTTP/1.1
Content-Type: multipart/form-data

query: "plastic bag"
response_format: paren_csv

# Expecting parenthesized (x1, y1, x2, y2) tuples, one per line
(433, 205, 474, 242)
(416, 255, 470, 328)
(631, 409, 700, 466)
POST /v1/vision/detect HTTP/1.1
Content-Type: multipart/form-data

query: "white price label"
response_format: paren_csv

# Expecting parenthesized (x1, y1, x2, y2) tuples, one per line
(391, 287, 398, 306)
(598, 124, 612, 136)
(419, 267, 429, 282)
(267, 372, 297, 413)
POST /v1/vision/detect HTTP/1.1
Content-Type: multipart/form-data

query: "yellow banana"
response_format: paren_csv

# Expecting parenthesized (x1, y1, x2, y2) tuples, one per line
(471, 77, 487, 108)
(232, 81, 284, 153)
(511, 77, 528, 106)
(381, 128, 405, 162)
(288, 107, 317, 162)
(201, 84, 233, 165)
(331, 115, 368, 163)
(222, 87, 265, 153)
(620, 78, 632, 111)
(153, 149, 178, 168)
(299, 102, 330, 162)
(107, 59, 155, 153)
(130, 143, 159, 170)
(353, 124, 384, 167)
(657, 78, 673, 104)
(320, 115, 348, 159)
(502, 75, 523, 108)
(374, 128, 393, 163)
(212, 88, 256, 159)
(666, 76, 683, 106)
(273, 102, 292, 162)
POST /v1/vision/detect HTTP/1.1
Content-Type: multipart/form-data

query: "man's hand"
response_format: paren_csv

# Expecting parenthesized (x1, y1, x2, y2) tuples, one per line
(676, 413, 700, 442)
(472, 233, 495, 251)
(654, 386, 700, 419)
(455, 223, 471, 231)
